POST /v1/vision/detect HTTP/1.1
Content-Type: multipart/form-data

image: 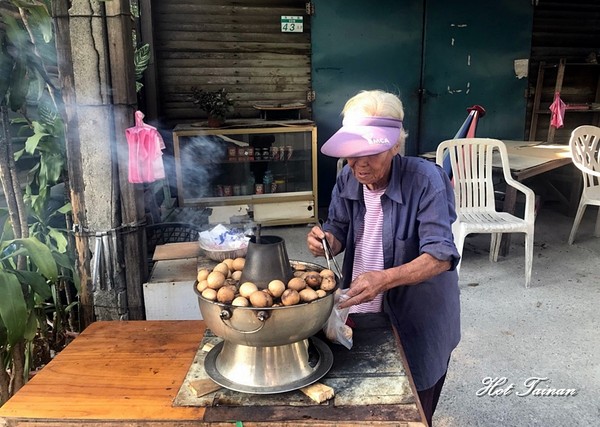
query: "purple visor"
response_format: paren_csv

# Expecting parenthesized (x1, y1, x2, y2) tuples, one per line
(321, 116, 403, 158)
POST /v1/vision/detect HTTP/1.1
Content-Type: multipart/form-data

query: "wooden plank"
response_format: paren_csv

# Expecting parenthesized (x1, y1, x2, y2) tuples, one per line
(159, 68, 310, 78)
(156, 57, 311, 68)
(149, 258, 199, 280)
(154, 40, 310, 53)
(153, 241, 202, 261)
(154, 4, 307, 17)
(157, 51, 311, 61)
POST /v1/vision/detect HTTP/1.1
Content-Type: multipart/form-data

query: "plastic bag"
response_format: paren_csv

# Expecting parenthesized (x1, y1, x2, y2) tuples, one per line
(323, 289, 353, 349)
(198, 223, 250, 251)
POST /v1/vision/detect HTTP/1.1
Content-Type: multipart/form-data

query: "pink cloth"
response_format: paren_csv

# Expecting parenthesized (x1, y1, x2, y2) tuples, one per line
(549, 92, 566, 129)
(126, 111, 166, 183)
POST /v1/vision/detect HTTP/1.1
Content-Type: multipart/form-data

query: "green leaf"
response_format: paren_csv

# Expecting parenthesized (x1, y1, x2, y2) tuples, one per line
(134, 43, 150, 79)
(26, 5, 53, 44)
(0, 318, 8, 351)
(24, 128, 48, 154)
(52, 252, 73, 271)
(12, 237, 58, 281)
(44, 152, 64, 182)
(16, 270, 52, 300)
(48, 228, 68, 253)
(3, 15, 28, 48)
(13, 147, 25, 160)
(23, 311, 38, 341)
(0, 271, 28, 346)
(57, 203, 72, 214)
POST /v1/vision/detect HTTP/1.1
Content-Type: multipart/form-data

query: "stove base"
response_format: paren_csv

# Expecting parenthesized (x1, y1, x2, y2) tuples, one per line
(204, 336, 334, 394)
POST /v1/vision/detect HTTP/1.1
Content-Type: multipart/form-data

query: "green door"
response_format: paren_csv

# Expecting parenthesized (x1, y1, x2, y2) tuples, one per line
(419, 0, 533, 153)
(312, 1, 533, 204)
(312, 0, 424, 204)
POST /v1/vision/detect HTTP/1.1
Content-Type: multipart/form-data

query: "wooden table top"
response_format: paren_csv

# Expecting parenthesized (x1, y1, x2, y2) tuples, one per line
(498, 141, 571, 178)
(421, 140, 572, 177)
(0, 319, 426, 427)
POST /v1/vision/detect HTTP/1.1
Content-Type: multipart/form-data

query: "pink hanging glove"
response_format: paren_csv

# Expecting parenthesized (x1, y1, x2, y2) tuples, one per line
(549, 92, 566, 129)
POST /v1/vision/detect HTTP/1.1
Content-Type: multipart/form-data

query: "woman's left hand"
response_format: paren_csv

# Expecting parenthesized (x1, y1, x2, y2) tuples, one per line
(338, 270, 388, 309)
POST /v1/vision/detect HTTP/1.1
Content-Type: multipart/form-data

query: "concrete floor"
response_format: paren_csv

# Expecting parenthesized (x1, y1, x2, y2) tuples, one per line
(263, 203, 600, 427)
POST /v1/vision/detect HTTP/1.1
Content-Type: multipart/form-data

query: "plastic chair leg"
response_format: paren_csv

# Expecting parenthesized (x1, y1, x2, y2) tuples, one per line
(568, 200, 588, 244)
(489, 233, 502, 262)
(525, 230, 534, 288)
(595, 208, 600, 237)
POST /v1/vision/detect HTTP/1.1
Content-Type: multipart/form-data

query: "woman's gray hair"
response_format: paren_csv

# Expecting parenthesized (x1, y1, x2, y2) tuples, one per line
(342, 90, 408, 154)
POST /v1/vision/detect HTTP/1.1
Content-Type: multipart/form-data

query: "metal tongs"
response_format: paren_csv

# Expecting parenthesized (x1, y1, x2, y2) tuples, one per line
(318, 219, 343, 280)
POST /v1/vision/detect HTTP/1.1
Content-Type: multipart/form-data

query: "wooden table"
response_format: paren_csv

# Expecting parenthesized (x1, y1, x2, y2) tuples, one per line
(0, 317, 427, 426)
(494, 141, 574, 254)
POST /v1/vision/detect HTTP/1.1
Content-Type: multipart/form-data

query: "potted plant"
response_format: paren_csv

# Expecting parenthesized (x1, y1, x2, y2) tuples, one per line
(191, 87, 234, 127)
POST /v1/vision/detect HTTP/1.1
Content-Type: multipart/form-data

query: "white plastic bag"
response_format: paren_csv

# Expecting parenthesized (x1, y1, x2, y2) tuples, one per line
(198, 224, 250, 251)
(323, 289, 353, 349)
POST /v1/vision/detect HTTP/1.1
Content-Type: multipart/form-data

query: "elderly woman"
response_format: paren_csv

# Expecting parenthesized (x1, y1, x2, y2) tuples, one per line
(307, 90, 460, 425)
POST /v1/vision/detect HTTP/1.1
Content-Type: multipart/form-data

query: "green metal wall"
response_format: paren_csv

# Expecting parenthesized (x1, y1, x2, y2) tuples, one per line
(312, 0, 533, 207)
(420, 1, 534, 153)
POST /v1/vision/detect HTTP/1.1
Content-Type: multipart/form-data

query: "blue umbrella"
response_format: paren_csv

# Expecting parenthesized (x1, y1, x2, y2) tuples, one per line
(442, 105, 486, 178)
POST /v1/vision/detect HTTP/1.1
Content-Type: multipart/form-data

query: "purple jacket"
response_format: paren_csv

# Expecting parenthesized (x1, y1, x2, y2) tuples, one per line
(323, 154, 461, 390)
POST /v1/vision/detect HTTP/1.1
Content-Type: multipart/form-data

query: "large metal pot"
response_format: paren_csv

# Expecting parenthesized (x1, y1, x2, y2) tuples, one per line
(196, 260, 337, 393)
(195, 261, 336, 347)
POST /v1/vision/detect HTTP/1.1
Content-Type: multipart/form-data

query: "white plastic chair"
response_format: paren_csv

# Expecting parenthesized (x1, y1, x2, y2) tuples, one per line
(567, 125, 600, 244)
(436, 138, 536, 288)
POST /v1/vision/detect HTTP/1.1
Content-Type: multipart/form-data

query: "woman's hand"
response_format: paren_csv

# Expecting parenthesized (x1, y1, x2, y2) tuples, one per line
(307, 225, 341, 257)
(338, 270, 388, 309)
(337, 253, 452, 309)
(307, 225, 327, 257)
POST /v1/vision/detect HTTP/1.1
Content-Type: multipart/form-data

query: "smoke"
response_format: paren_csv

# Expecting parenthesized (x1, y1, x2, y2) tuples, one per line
(178, 135, 227, 200)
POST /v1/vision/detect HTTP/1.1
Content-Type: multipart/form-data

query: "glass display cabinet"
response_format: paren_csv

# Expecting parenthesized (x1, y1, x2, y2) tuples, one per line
(172, 122, 317, 226)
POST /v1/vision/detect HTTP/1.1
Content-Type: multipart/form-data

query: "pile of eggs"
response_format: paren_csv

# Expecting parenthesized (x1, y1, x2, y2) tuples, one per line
(196, 257, 336, 308)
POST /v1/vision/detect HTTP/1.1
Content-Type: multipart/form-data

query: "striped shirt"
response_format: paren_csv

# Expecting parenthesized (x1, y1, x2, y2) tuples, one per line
(349, 185, 386, 314)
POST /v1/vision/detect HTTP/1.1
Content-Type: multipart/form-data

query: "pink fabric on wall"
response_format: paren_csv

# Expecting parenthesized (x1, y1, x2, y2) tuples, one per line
(549, 92, 566, 129)
(126, 111, 165, 183)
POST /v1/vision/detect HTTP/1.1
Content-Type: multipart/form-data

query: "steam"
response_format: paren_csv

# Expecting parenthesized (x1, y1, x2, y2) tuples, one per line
(178, 135, 227, 199)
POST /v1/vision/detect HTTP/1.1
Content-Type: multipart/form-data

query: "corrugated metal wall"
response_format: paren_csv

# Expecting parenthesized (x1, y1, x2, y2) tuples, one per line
(149, 0, 311, 126)
(529, 0, 600, 66)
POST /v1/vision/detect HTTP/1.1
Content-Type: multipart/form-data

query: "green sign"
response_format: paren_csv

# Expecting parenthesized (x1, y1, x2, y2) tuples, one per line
(281, 16, 303, 33)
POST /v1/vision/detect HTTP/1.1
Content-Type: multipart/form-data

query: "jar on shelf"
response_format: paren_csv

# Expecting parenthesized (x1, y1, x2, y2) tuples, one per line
(263, 170, 273, 194)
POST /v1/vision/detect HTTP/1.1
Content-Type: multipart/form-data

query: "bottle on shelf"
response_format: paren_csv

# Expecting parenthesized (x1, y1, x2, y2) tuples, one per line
(263, 170, 273, 194)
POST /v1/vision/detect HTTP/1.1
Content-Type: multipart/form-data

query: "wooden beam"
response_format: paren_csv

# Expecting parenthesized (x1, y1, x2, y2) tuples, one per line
(51, 0, 94, 328)
(104, 0, 147, 320)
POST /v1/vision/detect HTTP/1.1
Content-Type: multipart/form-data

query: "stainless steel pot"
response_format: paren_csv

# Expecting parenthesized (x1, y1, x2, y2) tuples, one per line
(196, 261, 335, 347)
(195, 260, 338, 393)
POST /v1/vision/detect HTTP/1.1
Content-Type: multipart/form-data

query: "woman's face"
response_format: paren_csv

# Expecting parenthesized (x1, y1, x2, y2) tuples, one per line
(346, 144, 399, 190)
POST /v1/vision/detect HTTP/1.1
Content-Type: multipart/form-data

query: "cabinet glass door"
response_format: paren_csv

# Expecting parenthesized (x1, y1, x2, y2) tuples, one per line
(175, 127, 314, 205)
